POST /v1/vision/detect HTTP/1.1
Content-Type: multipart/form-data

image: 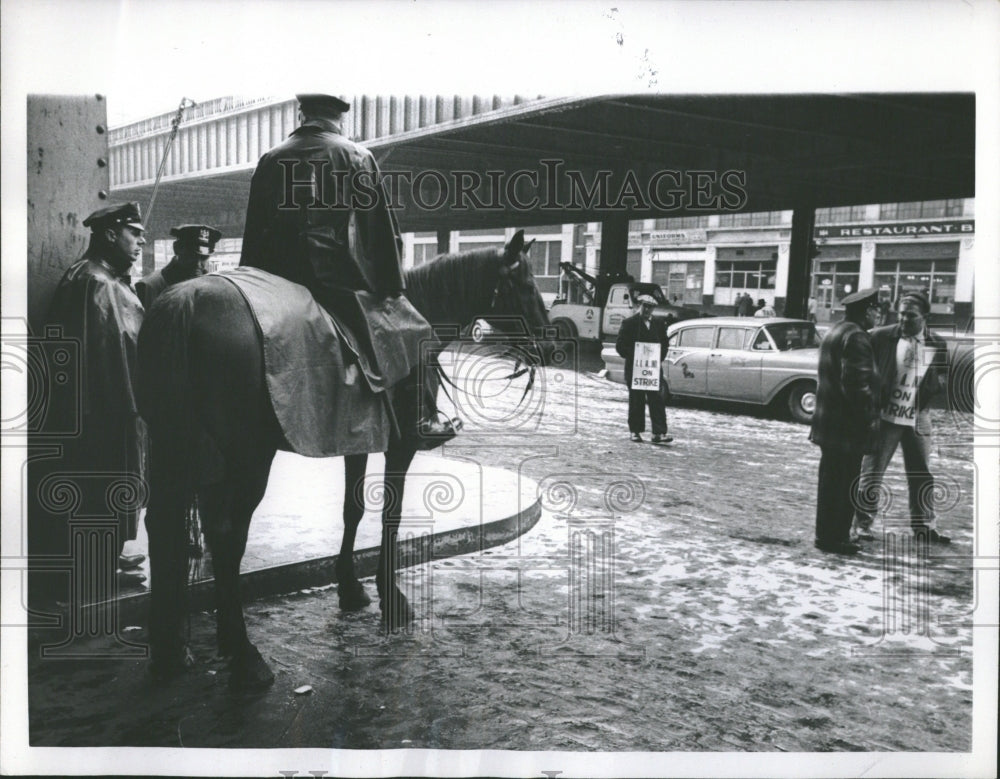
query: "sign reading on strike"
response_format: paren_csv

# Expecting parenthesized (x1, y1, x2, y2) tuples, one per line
(631, 342, 661, 391)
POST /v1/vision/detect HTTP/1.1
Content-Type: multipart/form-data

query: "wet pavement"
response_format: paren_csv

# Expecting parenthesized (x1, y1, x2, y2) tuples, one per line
(22, 345, 983, 758)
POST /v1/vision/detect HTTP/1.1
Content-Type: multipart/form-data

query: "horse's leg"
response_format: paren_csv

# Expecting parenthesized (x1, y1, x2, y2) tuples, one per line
(199, 444, 276, 690)
(377, 444, 417, 629)
(146, 436, 197, 678)
(337, 453, 372, 611)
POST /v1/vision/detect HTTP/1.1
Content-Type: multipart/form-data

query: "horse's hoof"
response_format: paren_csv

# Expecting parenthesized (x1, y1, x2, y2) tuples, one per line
(149, 644, 196, 683)
(338, 580, 372, 611)
(228, 646, 275, 692)
(380, 595, 416, 631)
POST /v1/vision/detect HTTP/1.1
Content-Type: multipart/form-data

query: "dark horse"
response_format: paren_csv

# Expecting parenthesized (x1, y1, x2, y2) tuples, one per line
(137, 230, 550, 689)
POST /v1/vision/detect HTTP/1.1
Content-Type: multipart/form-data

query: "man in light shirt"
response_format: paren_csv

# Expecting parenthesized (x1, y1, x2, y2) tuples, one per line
(852, 290, 951, 544)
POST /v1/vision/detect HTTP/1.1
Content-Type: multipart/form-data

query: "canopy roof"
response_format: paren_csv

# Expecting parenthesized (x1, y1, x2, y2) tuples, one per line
(114, 93, 975, 233)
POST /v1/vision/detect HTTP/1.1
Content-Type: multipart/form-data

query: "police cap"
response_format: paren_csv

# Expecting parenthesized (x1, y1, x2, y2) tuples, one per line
(83, 202, 145, 232)
(171, 224, 222, 255)
(635, 294, 657, 306)
(841, 288, 879, 309)
(296, 93, 351, 115)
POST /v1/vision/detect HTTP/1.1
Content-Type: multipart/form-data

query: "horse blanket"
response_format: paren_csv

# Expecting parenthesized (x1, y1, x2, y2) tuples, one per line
(139, 268, 393, 460)
(219, 267, 392, 457)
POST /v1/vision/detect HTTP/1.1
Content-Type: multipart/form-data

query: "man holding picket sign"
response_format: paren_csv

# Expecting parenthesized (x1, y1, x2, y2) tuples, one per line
(615, 293, 673, 445)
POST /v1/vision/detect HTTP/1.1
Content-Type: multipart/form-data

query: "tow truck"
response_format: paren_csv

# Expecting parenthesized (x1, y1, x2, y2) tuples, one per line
(547, 261, 703, 342)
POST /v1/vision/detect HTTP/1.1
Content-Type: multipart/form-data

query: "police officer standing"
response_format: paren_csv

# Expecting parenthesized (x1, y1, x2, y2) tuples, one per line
(136, 224, 221, 308)
(809, 287, 881, 555)
(135, 223, 221, 557)
(42, 202, 149, 582)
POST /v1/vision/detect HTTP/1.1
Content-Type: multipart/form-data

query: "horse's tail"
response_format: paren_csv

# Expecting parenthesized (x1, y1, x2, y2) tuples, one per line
(137, 287, 198, 666)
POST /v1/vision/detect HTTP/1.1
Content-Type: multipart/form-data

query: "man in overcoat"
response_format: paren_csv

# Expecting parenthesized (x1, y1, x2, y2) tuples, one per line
(809, 287, 881, 555)
(615, 294, 672, 444)
(39, 202, 149, 585)
(852, 289, 951, 544)
(240, 93, 454, 446)
(136, 223, 221, 309)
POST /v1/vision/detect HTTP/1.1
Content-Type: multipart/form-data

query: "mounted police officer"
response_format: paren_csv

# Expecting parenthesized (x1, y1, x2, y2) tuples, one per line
(240, 93, 455, 447)
(136, 223, 221, 308)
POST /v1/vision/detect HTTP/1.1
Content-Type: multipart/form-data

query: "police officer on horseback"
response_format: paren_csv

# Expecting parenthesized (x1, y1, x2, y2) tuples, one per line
(239, 93, 456, 448)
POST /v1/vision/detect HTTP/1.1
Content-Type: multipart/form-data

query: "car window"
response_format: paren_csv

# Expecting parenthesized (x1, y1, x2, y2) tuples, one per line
(677, 326, 715, 348)
(763, 322, 821, 351)
(716, 327, 751, 350)
(752, 330, 773, 350)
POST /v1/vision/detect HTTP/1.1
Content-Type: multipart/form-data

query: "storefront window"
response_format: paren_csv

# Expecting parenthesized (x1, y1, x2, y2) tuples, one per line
(810, 260, 860, 322)
(527, 240, 563, 294)
(713, 259, 777, 308)
(653, 260, 705, 305)
(875, 259, 957, 315)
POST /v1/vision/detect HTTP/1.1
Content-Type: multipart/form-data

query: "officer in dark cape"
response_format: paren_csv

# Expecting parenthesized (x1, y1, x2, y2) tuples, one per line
(38, 202, 149, 586)
(240, 93, 455, 447)
(136, 223, 221, 308)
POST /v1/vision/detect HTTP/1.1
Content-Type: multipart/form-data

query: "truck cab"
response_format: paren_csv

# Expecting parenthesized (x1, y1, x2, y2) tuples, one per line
(548, 262, 702, 343)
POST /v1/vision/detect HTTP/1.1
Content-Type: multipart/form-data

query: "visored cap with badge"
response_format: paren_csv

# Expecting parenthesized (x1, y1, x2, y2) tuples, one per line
(841, 288, 879, 309)
(635, 294, 658, 306)
(171, 224, 222, 256)
(296, 93, 351, 114)
(83, 202, 145, 232)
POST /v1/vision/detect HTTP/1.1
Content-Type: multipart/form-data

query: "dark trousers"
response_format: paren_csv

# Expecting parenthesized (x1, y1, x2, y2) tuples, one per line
(815, 445, 864, 544)
(854, 416, 937, 531)
(627, 389, 667, 435)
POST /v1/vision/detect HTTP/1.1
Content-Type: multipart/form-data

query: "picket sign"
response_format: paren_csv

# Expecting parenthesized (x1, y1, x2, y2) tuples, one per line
(631, 342, 661, 391)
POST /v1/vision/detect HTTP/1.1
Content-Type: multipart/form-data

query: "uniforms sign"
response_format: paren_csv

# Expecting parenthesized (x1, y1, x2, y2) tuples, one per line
(631, 342, 661, 391)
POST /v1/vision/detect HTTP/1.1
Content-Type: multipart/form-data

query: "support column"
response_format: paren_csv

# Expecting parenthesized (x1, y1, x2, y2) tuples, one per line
(436, 229, 450, 256)
(598, 213, 629, 278)
(785, 205, 816, 319)
(597, 213, 629, 308)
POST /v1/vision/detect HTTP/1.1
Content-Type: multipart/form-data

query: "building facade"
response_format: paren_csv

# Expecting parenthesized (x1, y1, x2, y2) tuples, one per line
(573, 199, 974, 327)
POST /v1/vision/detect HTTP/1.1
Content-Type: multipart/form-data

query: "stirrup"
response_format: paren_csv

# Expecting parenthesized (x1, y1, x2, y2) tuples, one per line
(414, 413, 462, 451)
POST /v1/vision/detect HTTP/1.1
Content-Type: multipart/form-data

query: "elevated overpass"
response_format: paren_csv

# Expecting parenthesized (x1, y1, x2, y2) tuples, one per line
(111, 93, 975, 317)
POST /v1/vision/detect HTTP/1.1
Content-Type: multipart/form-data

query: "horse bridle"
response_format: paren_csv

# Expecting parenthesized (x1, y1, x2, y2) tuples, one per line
(436, 257, 541, 412)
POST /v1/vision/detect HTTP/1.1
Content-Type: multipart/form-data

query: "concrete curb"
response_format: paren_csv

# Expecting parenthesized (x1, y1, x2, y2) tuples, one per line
(80, 492, 543, 628)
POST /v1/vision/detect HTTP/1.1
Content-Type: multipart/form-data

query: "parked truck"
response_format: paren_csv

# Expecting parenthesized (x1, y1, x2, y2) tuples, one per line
(547, 262, 703, 343)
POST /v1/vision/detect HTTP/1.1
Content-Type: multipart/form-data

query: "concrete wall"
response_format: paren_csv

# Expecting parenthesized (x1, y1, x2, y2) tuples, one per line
(27, 95, 110, 333)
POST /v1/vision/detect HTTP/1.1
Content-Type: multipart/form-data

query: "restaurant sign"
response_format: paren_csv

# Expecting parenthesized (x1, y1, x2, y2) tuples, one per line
(815, 220, 974, 239)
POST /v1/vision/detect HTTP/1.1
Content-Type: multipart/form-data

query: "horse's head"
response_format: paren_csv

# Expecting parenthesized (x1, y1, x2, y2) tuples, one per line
(484, 229, 554, 362)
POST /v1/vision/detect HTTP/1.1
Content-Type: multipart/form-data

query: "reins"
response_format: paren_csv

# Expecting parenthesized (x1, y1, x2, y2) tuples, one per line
(435, 255, 540, 413)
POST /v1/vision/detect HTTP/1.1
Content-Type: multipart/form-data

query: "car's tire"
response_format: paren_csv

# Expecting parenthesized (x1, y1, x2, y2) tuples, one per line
(551, 317, 578, 341)
(786, 381, 817, 424)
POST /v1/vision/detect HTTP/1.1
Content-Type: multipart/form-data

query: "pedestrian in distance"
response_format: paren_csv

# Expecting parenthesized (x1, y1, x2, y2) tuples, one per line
(615, 294, 673, 445)
(40, 202, 150, 587)
(136, 223, 221, 309)
(852, 289, 951, 544)
(754, 299, 776, 318)
(737, 292, 754, 317)
(809, 287, 881, 555)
